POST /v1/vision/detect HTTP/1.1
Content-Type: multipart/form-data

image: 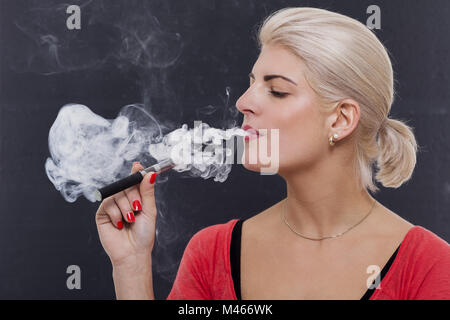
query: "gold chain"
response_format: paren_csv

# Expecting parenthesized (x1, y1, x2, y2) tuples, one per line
(281, 198, 377, 241)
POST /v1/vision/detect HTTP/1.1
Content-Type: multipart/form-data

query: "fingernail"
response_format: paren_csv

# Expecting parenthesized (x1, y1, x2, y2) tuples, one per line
(117, 221, 123, 230)
(132, 200, 142, 211)
(126, 211, 135, 222)
(150, 172, 158, 185)
(133, 161, 140, 166)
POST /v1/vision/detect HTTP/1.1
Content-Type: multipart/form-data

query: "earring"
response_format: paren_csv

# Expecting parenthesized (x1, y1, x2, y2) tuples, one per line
(329, 133, 339, 146)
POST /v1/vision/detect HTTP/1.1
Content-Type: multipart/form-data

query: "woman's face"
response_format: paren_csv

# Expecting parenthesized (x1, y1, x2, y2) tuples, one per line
(236, 44, 329, 175)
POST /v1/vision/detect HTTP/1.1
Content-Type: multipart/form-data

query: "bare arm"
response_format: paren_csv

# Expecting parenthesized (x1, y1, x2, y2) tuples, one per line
(95, 162, 158, 300)
(112, 255, 154, 299)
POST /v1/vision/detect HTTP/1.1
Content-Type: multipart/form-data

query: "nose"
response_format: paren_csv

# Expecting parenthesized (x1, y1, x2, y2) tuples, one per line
(236, 86, 256, 116)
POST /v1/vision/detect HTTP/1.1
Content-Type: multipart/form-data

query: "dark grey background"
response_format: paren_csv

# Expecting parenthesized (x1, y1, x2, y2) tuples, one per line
(0, 0, 448, 299)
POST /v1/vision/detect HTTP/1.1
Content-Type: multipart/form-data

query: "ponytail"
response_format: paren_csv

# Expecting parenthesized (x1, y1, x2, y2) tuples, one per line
(375, 118, 418, 188)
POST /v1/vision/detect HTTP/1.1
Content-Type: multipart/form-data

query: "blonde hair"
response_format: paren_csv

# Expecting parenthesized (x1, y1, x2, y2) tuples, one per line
(258, 7, 419, 193)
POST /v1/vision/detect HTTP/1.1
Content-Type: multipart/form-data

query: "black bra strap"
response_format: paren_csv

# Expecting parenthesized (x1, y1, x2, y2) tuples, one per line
(360, 243, 401, 300)
(230, 219, 244, 300)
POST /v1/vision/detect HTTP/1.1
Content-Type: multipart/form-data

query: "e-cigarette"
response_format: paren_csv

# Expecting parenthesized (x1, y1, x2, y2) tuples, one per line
(94, 158, 175, 201)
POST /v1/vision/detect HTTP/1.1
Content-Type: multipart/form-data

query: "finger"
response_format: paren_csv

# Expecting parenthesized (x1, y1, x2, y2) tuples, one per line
(124, 162, 145, 212)
(138, 170, 158, 221)
(113, 191, 135, 223)
(97, 197, 124, 230)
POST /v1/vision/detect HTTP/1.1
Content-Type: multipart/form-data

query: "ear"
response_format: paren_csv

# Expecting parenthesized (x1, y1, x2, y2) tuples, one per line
(329, 99, 361, 140)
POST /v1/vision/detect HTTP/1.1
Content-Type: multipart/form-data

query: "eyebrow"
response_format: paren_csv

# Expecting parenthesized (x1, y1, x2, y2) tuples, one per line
(248, 72, 297, 86)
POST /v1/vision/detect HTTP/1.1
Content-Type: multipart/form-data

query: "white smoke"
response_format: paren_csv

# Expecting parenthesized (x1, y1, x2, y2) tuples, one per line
(45, 103, 247, 203)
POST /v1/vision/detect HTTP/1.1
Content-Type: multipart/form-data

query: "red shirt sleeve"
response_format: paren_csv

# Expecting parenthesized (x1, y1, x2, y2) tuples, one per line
(371, 226, 450, 300)
(166, 220, 238, 300)
(413, 255, 450, 299)
(407, 227, 450, 299)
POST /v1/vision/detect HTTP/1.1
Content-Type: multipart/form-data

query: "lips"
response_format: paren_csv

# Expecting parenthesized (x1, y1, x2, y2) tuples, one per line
(242, 124, 260, 142)
(242, 124, 259, 136)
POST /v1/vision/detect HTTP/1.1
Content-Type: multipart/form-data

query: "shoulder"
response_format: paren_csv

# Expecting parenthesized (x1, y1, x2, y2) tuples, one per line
(185, 219, 240, 255)
(398, 226, 450, 299)
(168, 219, 239, 300)
(405, 226, 449, 255)
(403, 226, 450, 261)
(191, 219, 239, 242)
(179, 219, 239, 281)
(397, 225, 450, 280)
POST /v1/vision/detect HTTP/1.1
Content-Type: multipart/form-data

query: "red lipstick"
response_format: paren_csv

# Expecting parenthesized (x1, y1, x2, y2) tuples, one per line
(242, 125, 260, 141)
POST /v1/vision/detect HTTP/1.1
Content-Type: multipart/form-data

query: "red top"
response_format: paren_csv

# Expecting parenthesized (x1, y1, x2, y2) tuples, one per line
(166, 219, 450, 300)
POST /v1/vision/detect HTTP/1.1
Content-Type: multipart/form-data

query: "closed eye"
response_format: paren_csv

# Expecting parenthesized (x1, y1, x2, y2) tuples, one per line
(270, 90, 289, 98)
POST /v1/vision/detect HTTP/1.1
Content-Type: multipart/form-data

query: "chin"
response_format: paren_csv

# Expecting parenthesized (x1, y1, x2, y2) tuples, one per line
(240, 153, 280, 175)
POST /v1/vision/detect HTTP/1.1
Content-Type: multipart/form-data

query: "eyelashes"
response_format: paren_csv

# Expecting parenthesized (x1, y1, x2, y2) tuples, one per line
(247, 81, 289, 99)
(269, 90, 289, 98)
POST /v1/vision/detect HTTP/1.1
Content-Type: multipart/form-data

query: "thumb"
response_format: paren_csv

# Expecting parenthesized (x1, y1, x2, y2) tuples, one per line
(132, 162, 158, 218)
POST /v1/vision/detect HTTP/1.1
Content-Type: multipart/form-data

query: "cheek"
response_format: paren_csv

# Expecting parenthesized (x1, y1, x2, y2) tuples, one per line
(277, 109, 325, 166)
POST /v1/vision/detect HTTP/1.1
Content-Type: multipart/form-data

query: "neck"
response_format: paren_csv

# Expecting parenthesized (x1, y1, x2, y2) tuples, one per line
(281, 160, 375, 239)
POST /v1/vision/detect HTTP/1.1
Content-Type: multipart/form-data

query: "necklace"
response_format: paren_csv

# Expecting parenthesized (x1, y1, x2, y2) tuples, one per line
(281, 198, 377, 241)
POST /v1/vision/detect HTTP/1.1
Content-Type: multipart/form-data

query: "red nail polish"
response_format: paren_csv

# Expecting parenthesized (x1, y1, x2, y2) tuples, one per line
(127, 211, 135, 222)
(150, 172, 158, 184)
(117, 221, 123, 230)
(132, 200, 142, 211)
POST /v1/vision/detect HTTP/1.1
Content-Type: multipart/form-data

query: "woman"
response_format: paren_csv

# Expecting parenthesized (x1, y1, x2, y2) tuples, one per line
(95, 7, 450, 300)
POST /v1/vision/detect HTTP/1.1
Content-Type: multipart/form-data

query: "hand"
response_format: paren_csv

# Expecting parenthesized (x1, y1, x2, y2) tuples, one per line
(95, 162, 158, 268)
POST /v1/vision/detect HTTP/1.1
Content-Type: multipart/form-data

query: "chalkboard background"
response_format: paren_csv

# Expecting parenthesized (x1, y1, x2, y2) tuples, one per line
(0, 0, 449, 299)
